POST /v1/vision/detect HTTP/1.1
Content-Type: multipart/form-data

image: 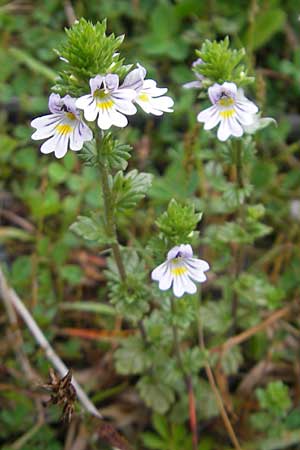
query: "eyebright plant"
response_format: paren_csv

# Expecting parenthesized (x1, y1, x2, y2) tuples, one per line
(28, 19, 282, 450)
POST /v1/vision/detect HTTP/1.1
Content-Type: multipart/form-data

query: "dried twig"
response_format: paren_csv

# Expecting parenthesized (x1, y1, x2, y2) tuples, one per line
(212, 305, 292, 354)
(0, 266, 102, 419)
(64, 0, 76, 26)
(198, 316, 242, 450)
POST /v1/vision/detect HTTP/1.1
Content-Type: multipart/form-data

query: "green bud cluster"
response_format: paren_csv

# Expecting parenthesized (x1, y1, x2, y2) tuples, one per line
(53, 18, 131, 96)
(195, 36, 254, 86)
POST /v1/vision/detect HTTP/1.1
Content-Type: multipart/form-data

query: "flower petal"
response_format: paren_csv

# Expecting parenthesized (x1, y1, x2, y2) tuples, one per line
(144, 86, 168, 97)
(208, 83, 222, 104)
(186, 258, 210, 272)
(203, 108, 221, 130)
(113, 97, 137, 115)
(173, 273, 185, 297)
(89, 75, 104, 94)
(54, 133, 69, 159)
(151, 261, 169, 281)
(178, 244, 193, 258)
(113, 88, 136, 101)
(228, 116, 243, 137)
(48, 93, 63, 113)
(110, 109, 128, 128)
(148, 96, 174, 112)
(40, 134, 59, 154)
(105, 73, 119, 90)
(167, 246, 181, 260)
(159, 267, 173, 290)
(121, 67, 145, 91)
(197, 105, 217, 123)
(181, 273, 197, 294)
(217, 119, 231, 141)
(31, 114, 62, 130)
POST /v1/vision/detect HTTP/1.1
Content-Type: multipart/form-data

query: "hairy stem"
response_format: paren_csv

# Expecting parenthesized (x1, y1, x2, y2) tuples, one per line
(231, 139, 245, 334)
(99, 157, 127, 281)
(96, 131, 147, 342)
(170, 296, 198, 450)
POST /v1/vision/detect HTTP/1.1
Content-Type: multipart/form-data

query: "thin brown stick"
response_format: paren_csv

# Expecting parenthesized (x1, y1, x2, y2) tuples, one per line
(64, 0, 76, 26)
(198, 316, 242, 450)
(0, 266, 102, 419)
(212, 305, 291, 354)
(0, 209, 35, 232)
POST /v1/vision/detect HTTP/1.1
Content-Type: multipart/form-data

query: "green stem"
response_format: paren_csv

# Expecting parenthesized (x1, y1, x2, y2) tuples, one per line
(235, 139, 243, 190)
(170, 296, 198, 450)
(95, 131, 126, 281)
(231, 139, 245, 334)
(95, 131, 147, 342)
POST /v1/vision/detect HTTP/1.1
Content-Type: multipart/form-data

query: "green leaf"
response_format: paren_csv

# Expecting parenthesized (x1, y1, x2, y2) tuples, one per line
(101, 133, 132, 170)
(70, 214, 115, 245)
(256, 381, 292, 418)
(61, 265, 83, 285)
(115, 336, 152, 375)
(106, 249, 150, 322)
(60, 301, 116, 315)
(221, 346, 243, 375)
(200, 300, 232, 334)
(235, 273, 284, 310)
(111, 169, 152, 213)
(48, 162, 68, 184)
(152, 414, 169, 439)
(141, 432, 166, 450)
(182, 347, 207, 374)
(138, 375, 175, 414)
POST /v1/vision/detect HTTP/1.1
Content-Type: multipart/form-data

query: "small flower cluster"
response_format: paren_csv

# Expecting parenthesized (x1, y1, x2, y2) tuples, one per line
(184, 59, 263, 142)
(197, 81, 258, 142)
(31, 65, 173, 158)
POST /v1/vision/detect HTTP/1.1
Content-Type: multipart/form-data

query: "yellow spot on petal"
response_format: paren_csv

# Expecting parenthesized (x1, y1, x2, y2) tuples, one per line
(218, 97, 234, 107)
(96, 99, 114, 110)
(65, 112, 76, 120)
(138, 92, 150, 102)
(171, 266, 188, 276)
(219, 109, 235, 119)
(56, 124, 73, 135)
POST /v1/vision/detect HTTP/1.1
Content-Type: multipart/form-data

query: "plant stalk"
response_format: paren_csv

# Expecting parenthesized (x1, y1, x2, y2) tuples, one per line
(96, 131, 147, 342)
(170, 296, 198, 450)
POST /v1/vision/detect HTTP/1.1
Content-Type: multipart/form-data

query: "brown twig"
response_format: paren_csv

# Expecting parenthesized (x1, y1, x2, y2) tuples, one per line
(63, 0, 76, 26)
(211, 305, 292, 354)
(0, 265, 102, 419)
(0, 209, 35, 232)
(198, 321, 242, 450)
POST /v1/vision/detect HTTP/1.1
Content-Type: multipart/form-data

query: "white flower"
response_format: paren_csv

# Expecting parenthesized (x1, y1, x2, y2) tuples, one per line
(151, 244, 209, 298)
(76, 74, 137, 130)
(31, 94, 93, 159)
(121, 64, 174, 116)
(197, 82, 259, 141)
